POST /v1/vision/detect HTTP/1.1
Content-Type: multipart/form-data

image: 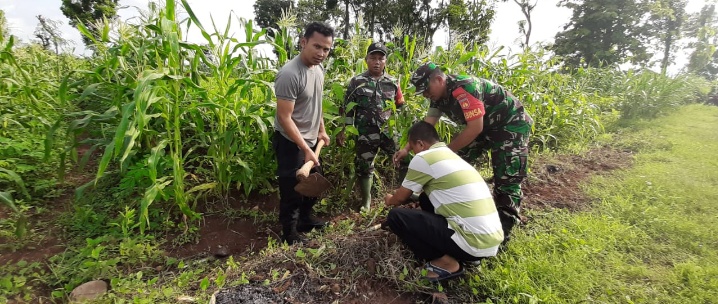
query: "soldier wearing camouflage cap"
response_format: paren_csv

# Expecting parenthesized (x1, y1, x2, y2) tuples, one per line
(394, 62, 533, 246)
(337, 41, 406, 211)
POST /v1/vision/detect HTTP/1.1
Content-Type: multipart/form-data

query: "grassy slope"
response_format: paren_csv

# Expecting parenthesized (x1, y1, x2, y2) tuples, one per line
(470, 104, 718, 303)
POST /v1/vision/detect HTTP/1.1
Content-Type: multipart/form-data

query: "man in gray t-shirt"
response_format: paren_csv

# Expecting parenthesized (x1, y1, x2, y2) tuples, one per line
(274, 53, 324, 148)
(272, 22, 334, 245)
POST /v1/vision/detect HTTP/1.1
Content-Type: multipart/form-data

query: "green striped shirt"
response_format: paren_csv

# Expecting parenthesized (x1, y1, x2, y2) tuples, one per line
(402, 142, 503, 257)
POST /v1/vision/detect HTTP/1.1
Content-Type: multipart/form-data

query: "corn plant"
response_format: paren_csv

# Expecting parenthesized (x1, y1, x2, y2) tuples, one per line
(0, 29, 80, 238)
(48, 2, 203, 233)
(46, 1, 294, 233)
(180, 1, 277, 198)
(0, 168, 29, 238)
(25, 0, 709, 233)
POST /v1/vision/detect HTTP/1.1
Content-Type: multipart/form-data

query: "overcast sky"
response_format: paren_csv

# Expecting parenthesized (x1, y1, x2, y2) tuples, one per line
(1, 0, 709, 74)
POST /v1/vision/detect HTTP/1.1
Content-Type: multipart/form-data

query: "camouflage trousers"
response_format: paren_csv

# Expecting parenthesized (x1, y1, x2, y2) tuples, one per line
(355, 125, 398, 178)
(458, 117, 532, 236)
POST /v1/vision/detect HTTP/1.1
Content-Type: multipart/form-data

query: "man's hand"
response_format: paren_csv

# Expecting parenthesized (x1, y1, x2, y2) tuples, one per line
(303, 146, 320, 166)
(318, 131, 331, 147)
(447, 116, 483, 152)
(336, 130, 346, 147)
(392, 148, 408, 166)
(384, 187, 414, 206)
(384, 194, 396, 206)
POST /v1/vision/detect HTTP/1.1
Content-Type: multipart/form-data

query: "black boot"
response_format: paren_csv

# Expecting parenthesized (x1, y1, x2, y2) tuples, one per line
(278, 177, 306, 244)
(281, 221, 306, 245)
(297, 199, 328, 232)
(498, 213, 517, 251)
(297, 216, 328, 232)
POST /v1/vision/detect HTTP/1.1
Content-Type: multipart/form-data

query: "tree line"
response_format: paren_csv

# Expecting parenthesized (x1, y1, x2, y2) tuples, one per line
(9, 0, 718, 79)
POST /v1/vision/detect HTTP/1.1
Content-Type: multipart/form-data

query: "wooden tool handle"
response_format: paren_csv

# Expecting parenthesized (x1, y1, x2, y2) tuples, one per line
(296, 139, 325, 179)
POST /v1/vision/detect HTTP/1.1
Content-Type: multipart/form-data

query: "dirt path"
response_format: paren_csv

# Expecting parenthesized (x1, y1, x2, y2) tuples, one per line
(523, 147, 634, 211)
(0, 159, 96, 266)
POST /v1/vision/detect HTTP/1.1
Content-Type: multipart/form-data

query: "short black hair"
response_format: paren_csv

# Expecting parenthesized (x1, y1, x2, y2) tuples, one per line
(408, 121, 440, 144)
(429, 67, 445, 80)
(304, 22, 335, 39)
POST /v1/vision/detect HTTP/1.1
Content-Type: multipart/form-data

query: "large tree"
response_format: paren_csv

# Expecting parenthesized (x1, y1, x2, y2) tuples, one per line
(295, 0, 345, 29)
(254, 0, 350, 38)
(253, 0, 294, 36)
(514, 0, 537, 48)
(34, 15, 70, 54)
(60, 0, 119, 46)
(552, 0, 651, 68)
(685, 4, 718, 79)
(361, 0, 449, 44)
(646, 0, 687, 75)
(700, 50, 718, 80)
(0, 10, 8, 39)
(337, 0, 356, 39)
(446, 0, 496, 47)
(253, 0, 497, 47)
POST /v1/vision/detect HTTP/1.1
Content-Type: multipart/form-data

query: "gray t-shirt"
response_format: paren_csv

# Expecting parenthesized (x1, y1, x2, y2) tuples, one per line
(274, 56, 324, 147)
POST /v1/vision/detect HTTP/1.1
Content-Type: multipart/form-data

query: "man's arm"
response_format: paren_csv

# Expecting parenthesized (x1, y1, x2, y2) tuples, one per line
(447, 117, 483, 152)
(447, 86, 486, 152)
(424, 116, 440, 126)
(318, 117, 330, 146)
(394, 84, 405, 108)
(276, 99, 319, 165)
(384, 187, 414, 206)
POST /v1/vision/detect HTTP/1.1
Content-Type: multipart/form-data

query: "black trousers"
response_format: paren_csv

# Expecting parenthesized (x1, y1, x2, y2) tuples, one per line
(385, 194, 481, 262)
(272, 131, 321, 231)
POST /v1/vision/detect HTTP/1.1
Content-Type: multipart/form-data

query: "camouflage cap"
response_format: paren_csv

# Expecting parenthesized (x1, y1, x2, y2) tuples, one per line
(367, 42, 388, 55)
(410, 62, 440, 95)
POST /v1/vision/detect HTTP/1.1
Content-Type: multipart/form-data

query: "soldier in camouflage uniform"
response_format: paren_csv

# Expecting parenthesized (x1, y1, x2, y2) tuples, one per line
(337, 42, 405, 211)
(394, 62, 533, 244)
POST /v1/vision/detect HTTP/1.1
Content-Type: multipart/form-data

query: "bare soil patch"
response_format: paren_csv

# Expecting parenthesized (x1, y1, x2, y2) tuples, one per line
(0, 144, 97, 288)
(0, 168, 91, 266)
(523, 147, 634, 212)
(165, 214, 275, 259)
(164, 192, 281, 259)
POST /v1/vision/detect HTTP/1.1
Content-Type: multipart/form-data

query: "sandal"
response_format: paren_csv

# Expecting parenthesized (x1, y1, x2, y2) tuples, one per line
(423, 262, 465, 282)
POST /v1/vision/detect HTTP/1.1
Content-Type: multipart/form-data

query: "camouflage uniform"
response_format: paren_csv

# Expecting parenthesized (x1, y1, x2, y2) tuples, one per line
(411, 63, 533, 238)
(341, 71, 405, 177)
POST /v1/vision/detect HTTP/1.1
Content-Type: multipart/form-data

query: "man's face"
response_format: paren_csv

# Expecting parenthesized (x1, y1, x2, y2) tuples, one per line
(366, 52, 386, 76)
(422, 75, 445, 101)
(300, 32, 333, 66)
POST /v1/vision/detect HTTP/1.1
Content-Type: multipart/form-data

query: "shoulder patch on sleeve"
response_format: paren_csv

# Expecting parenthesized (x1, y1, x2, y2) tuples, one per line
(452, 87, 485, 122)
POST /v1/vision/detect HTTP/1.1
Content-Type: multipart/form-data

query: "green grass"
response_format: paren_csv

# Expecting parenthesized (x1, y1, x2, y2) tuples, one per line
(465, 104, 718, 303)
